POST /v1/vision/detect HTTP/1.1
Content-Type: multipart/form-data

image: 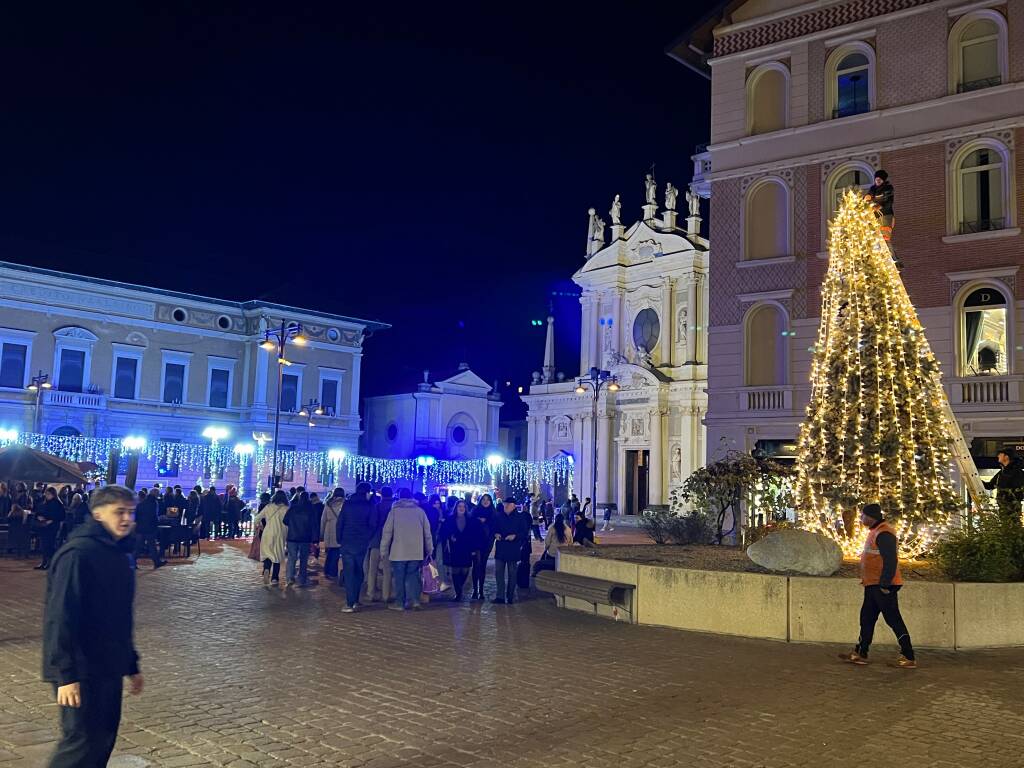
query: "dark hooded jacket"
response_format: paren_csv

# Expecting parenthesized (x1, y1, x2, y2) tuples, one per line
(42, 517, 140, 685)
(336, 493, 378, 554)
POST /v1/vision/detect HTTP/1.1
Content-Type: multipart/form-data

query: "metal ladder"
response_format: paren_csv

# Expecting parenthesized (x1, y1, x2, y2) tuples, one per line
(935, 372, 987, 508)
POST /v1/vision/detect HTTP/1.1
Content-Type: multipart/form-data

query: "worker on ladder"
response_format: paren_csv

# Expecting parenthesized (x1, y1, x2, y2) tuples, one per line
(867, 169, 901, 269)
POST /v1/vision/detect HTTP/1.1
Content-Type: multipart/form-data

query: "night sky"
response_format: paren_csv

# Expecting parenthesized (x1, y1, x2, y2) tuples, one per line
(0, 3, 712, 414)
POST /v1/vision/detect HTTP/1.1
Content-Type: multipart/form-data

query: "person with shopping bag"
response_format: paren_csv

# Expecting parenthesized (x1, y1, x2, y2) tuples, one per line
(379, 488, 433, 611)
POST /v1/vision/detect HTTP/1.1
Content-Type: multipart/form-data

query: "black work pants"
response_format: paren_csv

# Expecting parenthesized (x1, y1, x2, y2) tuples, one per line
(136, 534, 164, 566)
(49, 675, 123, 768)
(856, 585, 914, 660)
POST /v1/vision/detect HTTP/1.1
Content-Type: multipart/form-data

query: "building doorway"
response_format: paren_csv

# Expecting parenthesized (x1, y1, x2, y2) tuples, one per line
(625, 449, 650, 515)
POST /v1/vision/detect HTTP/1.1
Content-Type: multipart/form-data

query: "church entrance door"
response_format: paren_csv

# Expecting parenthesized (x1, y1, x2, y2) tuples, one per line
(624, 449, 649, 515)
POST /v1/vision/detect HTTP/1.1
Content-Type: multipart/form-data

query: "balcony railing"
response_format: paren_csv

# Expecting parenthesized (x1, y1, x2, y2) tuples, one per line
(949, 375, 1022, 407)
(958, 76, 1001, 93)
(43, 390, 106, 409)
(739, 386, 793, 412)
(959, 217, 1006, 235)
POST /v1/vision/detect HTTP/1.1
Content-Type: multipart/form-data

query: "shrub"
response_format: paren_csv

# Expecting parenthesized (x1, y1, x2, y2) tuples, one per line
(639, 509, 713, 545)
(933, 515, 1024, 582)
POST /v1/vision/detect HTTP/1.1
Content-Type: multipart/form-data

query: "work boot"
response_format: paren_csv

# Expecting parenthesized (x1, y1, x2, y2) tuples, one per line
(838, 651, 869, 665)
(888, 654, 917, 669)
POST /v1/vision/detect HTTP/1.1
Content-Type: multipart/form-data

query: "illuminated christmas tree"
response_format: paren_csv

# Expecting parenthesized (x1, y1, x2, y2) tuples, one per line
(794, 191, 962, 557)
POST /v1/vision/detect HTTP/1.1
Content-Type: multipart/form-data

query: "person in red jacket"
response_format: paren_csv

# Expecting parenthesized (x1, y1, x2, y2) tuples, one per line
(840, 503, 916, 668)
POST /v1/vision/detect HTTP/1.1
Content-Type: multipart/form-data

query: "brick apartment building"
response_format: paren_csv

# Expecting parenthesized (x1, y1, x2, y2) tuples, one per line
(672, 0, 1024, 485)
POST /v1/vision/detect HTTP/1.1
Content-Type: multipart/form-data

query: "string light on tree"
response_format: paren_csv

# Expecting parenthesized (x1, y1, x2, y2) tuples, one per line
(794, 190, 963, 558)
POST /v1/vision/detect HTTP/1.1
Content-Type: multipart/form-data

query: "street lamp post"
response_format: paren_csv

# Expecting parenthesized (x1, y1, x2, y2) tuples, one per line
(26, 370, 52, 433)
(298, 398, 323, 487)
(575, 367, 619, 519)
(259, 320, 306, 490)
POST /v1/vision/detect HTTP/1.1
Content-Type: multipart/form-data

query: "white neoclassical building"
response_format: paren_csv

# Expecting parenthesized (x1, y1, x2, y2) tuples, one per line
(362, 364, 502, 461)
(521, 180, 709, 513)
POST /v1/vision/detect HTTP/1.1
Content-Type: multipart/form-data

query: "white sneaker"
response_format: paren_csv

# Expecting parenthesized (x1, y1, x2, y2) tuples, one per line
(342, 605, 356, 613)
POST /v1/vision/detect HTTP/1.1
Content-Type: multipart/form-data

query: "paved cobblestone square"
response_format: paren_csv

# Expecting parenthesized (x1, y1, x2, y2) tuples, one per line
(2, 541, 1023, 767)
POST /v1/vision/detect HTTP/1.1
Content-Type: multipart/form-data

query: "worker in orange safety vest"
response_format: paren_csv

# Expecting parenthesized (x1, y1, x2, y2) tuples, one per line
(839, 503, 917, 669)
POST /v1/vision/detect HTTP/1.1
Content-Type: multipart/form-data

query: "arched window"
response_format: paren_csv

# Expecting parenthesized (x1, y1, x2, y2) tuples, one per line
(826, 43, 875, 119)
(746, 63, 789, 135)
(949, 11, 1007, 94)
(745, 304, 788, 386)
(744, 178, 790, 260)
(825, 162, 873, 223)
(960, 286, 1009, 376)
(951, 140, 1011, 235)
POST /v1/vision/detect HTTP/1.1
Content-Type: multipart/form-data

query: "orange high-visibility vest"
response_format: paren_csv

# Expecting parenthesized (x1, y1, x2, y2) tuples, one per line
(860, 521, 903, 586)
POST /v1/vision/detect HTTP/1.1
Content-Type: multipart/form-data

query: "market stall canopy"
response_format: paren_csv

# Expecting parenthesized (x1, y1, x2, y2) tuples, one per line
(0, 445, 87, 484)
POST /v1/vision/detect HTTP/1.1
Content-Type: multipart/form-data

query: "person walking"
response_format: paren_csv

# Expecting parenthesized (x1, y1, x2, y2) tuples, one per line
(439, 499, 483, 601)
(365, 486, 394, 603)
(34, 487, 66, 570)
(320, 488, 344, 581)
(492, 496, 529, 604)
(469, 493, 497, 600)
(380, 489, 433, 611)
(42, 484, 144, 768)
(840, 503, 917, 669)
(983, 449, 1024, 527)
(283, 491, 314, 587)
(253, 490, 288, 586)
(529, 495, 544, 541)
(336, 482, 377, 612)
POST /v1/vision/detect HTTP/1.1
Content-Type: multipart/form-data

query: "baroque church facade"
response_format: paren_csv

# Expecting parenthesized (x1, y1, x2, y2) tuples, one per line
(521, 179, 708, 514)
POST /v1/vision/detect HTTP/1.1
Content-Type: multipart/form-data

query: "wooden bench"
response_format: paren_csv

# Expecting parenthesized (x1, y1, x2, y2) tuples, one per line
(535, 570, 635, 623)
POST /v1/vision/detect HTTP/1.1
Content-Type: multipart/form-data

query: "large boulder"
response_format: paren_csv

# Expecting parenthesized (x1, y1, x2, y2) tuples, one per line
(746, 529, 843, 576)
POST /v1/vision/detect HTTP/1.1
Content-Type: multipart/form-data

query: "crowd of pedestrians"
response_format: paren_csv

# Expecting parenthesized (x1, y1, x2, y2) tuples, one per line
(246, 484, 602, 610)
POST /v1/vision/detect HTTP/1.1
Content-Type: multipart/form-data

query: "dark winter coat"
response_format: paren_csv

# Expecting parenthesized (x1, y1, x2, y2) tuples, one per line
(283, 501, 315, 543)
(867, 180, 894, 216)
(984, 460, 1024, 509)
(42, 518, 140, 685)
(470, 503, 497, 546)
(36, 497, 66, 529)
(336, 495, 378, 554)
(492, 509, 530, 562)
(200, 492, 222, 520)
(371, 499, 393, 548)
(439, 515, 485, 568)
(134, 497, 160, 535)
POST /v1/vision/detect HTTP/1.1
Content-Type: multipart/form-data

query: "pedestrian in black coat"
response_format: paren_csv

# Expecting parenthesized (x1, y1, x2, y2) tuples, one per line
(469, 494, 497, 599)
(200, 487, 223, 539)
(134, 492, 165, 568)
(983, 450, 1024, 526)
(34, 487, 66, 570)
(42, 485, 144, 768)
(439, 500, 484, 600)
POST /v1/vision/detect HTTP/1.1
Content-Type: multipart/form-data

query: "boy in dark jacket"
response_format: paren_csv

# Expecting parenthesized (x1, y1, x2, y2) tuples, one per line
(492, 497, 530, 604)
(42, 484, 144, 767)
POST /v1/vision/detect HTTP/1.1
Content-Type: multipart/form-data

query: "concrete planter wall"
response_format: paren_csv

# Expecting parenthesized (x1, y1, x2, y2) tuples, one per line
(556, 553, 1024, 649)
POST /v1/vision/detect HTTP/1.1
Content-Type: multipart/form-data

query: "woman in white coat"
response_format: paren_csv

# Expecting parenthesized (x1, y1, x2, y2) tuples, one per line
(252, 490, 289, 585)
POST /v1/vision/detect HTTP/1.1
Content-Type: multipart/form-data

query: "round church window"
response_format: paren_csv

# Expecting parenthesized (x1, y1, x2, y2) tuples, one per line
(386, 423, 398, 441)
(452, 426, 466, 444)
(632, 309, 660, 352)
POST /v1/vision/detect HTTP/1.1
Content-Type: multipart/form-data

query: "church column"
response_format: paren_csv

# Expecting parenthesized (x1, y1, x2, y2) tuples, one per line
(580, 414, 593, 502)
(649, 408, 664, 506)
(661, 278, 675, 367)
(572, 415, 584, 497)
(589, 296, 601, 372)
(597, 409, 613, 508)
(680, 405, 695, 480)
(686, 275, 699, 364)
(579, 295, 592, 375)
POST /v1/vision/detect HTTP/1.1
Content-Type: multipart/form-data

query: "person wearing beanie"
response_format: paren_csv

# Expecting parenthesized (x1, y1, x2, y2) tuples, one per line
(840, 503, 916, 668)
